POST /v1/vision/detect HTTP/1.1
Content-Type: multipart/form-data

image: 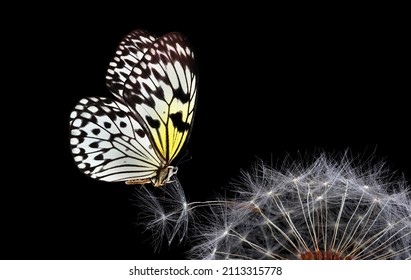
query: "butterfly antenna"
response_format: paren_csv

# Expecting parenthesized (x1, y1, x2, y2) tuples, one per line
(176, 149, 192, 166)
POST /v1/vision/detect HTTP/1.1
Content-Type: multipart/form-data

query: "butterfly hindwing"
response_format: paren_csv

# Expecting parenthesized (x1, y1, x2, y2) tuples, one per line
(121, 32, 198, 163)
(70, 97, 161, 182)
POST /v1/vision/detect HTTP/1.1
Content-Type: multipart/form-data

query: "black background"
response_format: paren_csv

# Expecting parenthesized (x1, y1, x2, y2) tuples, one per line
(2, 5, 409, 260)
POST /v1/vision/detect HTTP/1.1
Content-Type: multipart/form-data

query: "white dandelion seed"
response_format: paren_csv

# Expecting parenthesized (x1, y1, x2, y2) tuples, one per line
(132, 152, 411, 260)
(189, 153, 411, 260)
(133, 179, 190, 252)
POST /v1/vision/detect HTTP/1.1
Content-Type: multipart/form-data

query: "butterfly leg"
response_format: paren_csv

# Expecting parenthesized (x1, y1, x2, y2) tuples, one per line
(125, 178, 152, 185)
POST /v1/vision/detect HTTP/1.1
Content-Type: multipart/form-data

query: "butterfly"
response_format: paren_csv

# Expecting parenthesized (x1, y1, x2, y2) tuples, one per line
(69, 29, 198, 187)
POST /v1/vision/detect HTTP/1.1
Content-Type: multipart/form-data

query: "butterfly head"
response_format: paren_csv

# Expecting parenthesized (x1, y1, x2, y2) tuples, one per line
(151, 166, 178, 187)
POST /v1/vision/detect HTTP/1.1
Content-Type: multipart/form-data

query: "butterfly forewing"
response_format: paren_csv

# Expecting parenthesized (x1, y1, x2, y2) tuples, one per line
(70, 97, 161, 182)
(122, 32, 198, 163)
(105, 29, 157, 102)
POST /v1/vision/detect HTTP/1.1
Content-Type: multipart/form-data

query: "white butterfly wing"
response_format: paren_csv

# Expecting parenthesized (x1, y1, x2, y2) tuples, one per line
(70, 97, 161, 182)
(70, 30, 198, 186)
(121, 32, 198, 163)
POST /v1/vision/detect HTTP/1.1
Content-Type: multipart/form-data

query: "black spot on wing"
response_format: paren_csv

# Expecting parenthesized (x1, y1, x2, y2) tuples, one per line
(127, 93, 144, 105)
(89, 141, 99, 148)
(173, 87, 190, 104)
(145, 116, 160, 129)
(92, 128, 101, 135)
(170, 112, 190, 132)
(94, 154, 104, 161)
(116, 110, 127, 118)
(136, 129, 145, 138)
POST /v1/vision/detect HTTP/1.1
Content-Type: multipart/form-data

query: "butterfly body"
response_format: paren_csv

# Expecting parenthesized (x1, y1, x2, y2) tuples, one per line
(70, 30, 197, 187)
(125, 166, 178, 187)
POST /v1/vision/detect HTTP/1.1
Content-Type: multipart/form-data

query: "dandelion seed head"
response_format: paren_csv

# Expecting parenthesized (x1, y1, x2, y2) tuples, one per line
(190, 152, 411, 260)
